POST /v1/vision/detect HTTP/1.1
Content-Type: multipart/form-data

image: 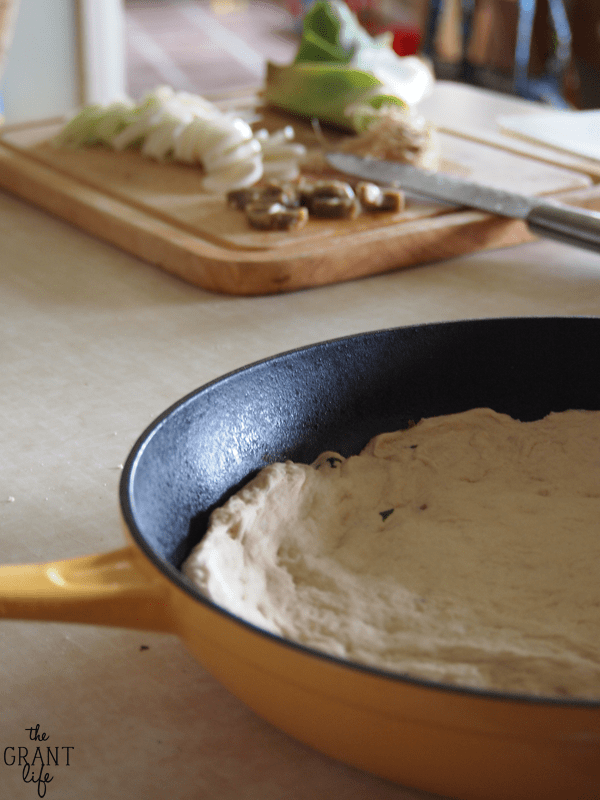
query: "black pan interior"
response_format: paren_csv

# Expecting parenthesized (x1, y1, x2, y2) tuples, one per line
(120, 317, 600, 579)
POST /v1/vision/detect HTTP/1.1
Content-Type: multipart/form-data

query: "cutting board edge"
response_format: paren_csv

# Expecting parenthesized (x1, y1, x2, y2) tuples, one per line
(0, 138, 538, 294)
(3, 125, 598, 295)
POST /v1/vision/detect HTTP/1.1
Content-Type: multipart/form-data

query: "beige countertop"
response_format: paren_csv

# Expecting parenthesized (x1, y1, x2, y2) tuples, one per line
(1, 83, 600, 799)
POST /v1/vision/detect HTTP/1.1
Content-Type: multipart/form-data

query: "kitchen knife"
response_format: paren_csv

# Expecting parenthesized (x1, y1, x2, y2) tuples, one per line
(326, 151, 600, 254)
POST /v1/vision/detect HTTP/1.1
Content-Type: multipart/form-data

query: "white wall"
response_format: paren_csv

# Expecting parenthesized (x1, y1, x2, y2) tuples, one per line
(1, 0, 126, 125)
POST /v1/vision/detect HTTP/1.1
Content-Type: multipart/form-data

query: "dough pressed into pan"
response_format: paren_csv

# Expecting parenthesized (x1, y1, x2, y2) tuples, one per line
(183, 408, 600, 698)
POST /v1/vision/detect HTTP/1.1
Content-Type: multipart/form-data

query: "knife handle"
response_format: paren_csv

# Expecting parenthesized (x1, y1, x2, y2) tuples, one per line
(526, 201, 600, 254)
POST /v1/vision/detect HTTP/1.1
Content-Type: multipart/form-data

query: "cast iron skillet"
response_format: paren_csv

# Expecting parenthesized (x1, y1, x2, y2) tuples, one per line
(1, 317, 599, 800)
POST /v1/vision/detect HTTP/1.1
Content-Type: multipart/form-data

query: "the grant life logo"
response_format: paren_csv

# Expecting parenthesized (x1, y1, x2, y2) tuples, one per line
(3, 724, 74, 797)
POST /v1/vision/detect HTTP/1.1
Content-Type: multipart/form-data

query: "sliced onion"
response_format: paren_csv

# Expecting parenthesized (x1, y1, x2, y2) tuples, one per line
(54, 85, 308, 194)
(261, 142, 307, 160)
(172, 117, 210, 163)
(110, 113, 162, 150)
(201, 117, 254, 163)
(262, 159, 301, 181)
(202, 138, 261, 173)
(167, 90, 221, 118)
(141, 115, 187, 160)
(202, 156, 263, 193)
(93, 101, 135, 144)
(52, 105, 105, 148)
(261, 125, 295, 145)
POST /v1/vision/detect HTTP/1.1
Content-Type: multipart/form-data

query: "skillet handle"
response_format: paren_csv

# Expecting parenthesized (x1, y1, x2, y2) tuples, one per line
(0, 546, 176, 633)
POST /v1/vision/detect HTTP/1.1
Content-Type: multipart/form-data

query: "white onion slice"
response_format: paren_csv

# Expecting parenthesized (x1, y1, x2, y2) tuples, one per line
(263, 125, 295, 145)
(202, 155, 263, 193)
(172, 117, 210, 163)
(262, 159, 301, 180)
(141, 115, 187, 160)
(202, 138, 261, 172)
(110, 113, 162, 150)
(261, 142, 307, 160)
(54, 85, 308, 194)
(201, 117, 254, 162)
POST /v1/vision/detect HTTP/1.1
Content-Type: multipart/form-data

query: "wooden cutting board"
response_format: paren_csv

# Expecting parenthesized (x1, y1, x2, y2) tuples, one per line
(1, 96, 599, 295)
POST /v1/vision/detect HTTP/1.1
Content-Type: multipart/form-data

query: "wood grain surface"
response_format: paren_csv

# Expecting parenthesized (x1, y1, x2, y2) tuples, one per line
(1, 97, 599, 295)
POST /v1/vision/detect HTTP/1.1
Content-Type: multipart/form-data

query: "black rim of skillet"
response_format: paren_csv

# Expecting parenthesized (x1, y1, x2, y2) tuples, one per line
(120, 316, 600, 708)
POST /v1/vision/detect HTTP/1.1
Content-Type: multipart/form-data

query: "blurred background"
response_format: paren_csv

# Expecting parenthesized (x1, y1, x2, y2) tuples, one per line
(1, 0, 599, 126)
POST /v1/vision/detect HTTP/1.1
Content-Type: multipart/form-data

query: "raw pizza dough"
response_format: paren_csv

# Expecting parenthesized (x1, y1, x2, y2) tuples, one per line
(182, 408, 600, 698)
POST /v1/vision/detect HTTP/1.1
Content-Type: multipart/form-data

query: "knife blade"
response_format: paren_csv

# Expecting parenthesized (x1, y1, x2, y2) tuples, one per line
(326, 151, 600, 254)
